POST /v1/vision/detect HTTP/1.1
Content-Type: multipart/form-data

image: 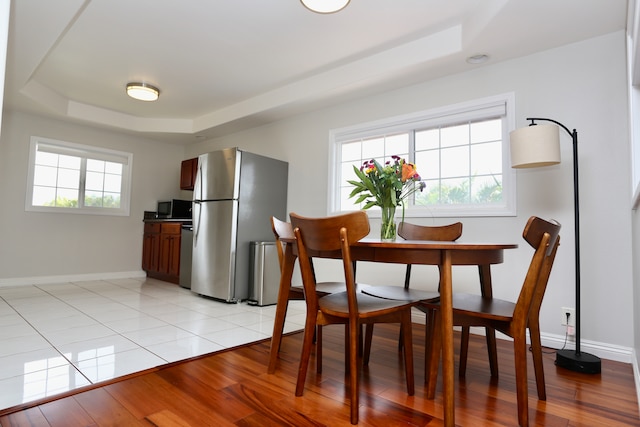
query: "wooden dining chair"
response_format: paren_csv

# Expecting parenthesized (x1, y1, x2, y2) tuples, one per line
(424, 216, 561, 427)
(271, 216, 346, 301)
(271, 216, 369, 372)
(290, 211, 416, 425)
(362, 221, 463, 363)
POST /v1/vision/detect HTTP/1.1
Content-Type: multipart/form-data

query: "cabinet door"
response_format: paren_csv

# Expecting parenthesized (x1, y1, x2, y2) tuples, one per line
(159, 223, 181, 278)
(180, 158, 198, 190)
(142, 223, 161, 272)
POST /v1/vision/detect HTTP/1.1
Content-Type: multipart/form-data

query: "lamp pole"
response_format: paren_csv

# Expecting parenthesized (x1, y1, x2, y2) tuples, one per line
(525, 117, 601, 374)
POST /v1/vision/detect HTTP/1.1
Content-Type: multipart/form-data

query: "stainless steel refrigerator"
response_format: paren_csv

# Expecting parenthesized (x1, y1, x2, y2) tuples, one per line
(191, 148, 288, 302)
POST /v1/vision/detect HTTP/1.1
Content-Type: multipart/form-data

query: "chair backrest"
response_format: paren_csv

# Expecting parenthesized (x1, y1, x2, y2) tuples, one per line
(290, 211, 370, 314)
(512, 216, 561, 328)
(271, 216, 294, 272)
(398, 221, 463, 242)
(398, 222, 463, 288)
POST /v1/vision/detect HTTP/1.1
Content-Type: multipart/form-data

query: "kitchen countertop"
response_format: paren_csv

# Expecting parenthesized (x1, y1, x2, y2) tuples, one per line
(143, 218, 192, 225)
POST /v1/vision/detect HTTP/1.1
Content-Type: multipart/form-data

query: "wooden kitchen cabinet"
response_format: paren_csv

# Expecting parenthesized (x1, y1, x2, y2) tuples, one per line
(180, 157, 198, 190)
(142, 222, 182, 284)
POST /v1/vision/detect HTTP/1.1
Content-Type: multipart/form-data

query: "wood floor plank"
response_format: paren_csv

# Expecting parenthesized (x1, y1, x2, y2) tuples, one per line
(0, 407, 51, 427)
(37, 398, 96, 427)
(72, 388, 149, 427)
(0, 324, 637, 426)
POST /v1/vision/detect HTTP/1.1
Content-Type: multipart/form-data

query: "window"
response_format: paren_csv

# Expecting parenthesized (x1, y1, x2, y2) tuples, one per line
(329, 93, 516, 217)
(26, 137, 133, 216)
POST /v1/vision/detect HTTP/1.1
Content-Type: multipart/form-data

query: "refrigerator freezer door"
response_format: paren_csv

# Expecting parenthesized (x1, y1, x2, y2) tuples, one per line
(191, 199, 239, 301)
(194, 148, 240, 201)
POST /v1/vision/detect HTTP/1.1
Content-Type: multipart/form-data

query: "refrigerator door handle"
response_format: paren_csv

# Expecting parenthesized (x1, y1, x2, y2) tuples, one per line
(193, 200, 201, 243)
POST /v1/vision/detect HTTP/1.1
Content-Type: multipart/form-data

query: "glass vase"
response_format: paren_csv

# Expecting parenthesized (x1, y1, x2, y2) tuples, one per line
(380, 205, 397, 241)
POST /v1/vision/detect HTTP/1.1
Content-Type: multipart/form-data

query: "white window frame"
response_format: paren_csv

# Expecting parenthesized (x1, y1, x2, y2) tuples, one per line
(328, 93, 517, 217)
(26, 136, 133, 216)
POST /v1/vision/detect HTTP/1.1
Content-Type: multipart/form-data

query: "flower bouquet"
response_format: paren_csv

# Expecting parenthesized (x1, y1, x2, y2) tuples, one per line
(348, 155, 425, 241)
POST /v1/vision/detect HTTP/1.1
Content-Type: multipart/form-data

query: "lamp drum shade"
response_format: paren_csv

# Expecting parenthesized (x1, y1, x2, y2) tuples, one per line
(509, 124, 561, 168)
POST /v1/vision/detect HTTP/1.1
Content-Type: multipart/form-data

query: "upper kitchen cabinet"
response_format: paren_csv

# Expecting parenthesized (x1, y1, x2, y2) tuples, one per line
(180, 157, 198, 190)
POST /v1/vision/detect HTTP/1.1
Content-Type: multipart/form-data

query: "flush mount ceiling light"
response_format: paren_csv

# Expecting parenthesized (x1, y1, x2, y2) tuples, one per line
(126, 82, 160, 101)
(300, 0, 350, 14)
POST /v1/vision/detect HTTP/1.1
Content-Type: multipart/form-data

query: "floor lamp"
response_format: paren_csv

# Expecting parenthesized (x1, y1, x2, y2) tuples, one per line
(509, 117, 601, 374)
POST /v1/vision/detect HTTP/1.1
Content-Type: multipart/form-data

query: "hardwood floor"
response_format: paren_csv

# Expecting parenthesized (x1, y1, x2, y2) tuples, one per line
(1, 323, 638, 426)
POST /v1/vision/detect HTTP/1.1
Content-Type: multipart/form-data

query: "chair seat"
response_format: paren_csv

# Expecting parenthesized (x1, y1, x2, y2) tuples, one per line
(291, 282, 369, 298)
(319, 290, 416, 318)
(424, 293, 516, 322)
(363, 285, 439, 302)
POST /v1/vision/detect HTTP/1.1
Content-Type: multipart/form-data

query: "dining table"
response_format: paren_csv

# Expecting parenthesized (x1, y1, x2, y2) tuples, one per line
(267, 235, 518, 427)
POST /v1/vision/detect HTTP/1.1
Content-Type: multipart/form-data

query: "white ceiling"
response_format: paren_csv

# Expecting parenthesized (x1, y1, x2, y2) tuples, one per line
(3, 0, 629, 144)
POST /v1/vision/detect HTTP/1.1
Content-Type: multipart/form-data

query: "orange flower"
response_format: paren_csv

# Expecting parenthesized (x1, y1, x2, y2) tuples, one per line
(401, 162, 417, 182)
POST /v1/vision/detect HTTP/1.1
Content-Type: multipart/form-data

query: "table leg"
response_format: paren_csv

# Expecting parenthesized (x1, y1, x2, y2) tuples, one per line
(440, 250, 454, 427)
(268, 244, 296, 374)
(479, 264, 498, 376)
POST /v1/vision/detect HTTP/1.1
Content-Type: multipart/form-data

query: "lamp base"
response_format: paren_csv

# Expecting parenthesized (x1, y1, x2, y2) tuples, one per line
(555, 349, 601, 374)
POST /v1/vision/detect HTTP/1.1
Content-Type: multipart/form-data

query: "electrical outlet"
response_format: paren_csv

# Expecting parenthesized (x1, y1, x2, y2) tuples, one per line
(561, 307, 575, 327)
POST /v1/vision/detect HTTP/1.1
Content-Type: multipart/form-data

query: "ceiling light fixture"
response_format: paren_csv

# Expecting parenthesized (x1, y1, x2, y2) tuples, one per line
(300, 0, 350, 14)
(126, 82, 160, 101)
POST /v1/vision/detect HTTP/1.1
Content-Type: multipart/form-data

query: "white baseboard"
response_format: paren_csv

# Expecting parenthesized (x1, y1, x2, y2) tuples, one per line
(0, 271, 147, 287)
(409, 309, 634, 364)
(632, 349, 640, 418)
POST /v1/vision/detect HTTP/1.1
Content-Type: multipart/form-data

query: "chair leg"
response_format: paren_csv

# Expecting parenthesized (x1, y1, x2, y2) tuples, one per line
(349, 320, 360, 424)
(316, 325, 323, 374)
(459, 326, 470, 377)
(426, 310, 441, 398)
(529, 322, 547, 400)
(485, 327, 499, 377)
(345, 324, 350, 373)
(296, 314, 317, 396)
(363, 324, 374, 366)
(424, 309, 435, 384)
(401, 311, 415, 396)
(513, 332, 530, 427)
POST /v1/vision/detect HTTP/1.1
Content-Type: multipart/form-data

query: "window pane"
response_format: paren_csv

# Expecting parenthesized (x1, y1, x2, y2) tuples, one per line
(87, 159, 105, 172)
(57, 168, 80, 189)
(32, 186, 56, 206)
(440, 177, 470, 204)
(362, 137, 384, 159)
(342, 141, 361, 161)
(415, 129, 439, 150)
(86, 171, 104, 191)
(104, 174, 121, 193)
(35, 151, 58, 166)
(441, 124, 469, 148)
(385, 133, 408, 156)
(441, 146, 469, 178)
(415, 150, 439, 180)
(471, 119, 502, 144)
(103, 193, 121, 208)
(85, 191, 103, 207)
(56, 188, 78, 207)
(472, 175, 503, 203)
(105, 162, 122, 174)
(471, 141, 502, 175)
(33, 165, 57, 186)
(58, 155, 81, 169)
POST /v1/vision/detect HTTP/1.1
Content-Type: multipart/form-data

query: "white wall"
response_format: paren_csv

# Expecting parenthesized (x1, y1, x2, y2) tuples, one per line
(186, 31, 634, 356)
(0, 111, 186, 283)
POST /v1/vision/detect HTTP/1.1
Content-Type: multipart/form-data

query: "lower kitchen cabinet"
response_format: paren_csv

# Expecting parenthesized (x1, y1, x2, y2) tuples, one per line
(142, 222, 182, 284)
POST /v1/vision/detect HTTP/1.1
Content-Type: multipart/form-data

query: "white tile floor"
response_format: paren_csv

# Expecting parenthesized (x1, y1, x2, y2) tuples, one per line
(0, 277, 306, 411)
